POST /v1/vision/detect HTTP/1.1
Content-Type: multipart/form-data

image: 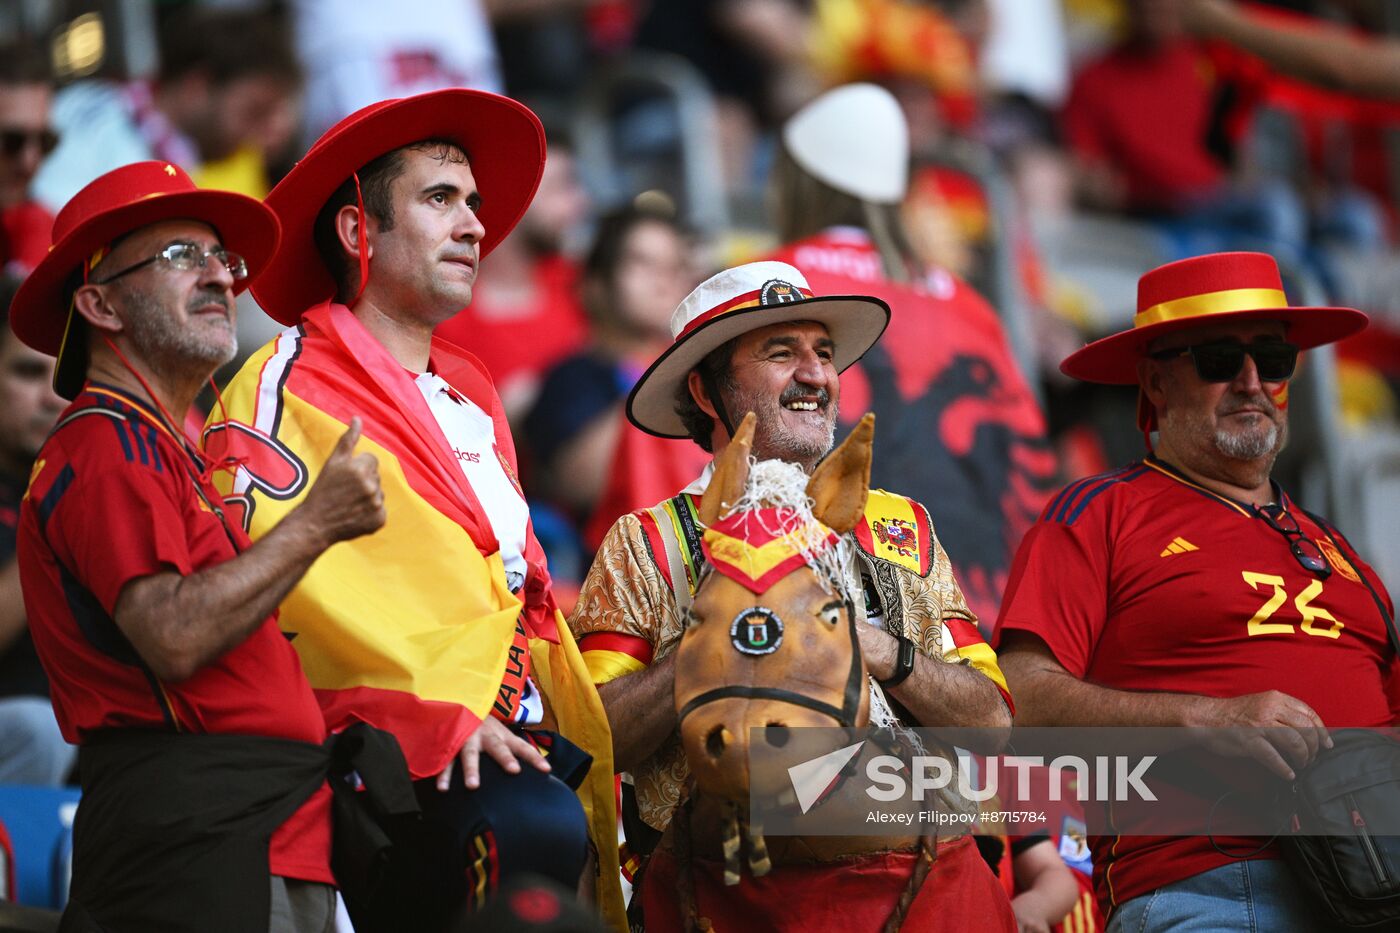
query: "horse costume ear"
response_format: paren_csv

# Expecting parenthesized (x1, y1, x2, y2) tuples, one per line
(700, 411, 757, 526)
(807, 413, 873, 534)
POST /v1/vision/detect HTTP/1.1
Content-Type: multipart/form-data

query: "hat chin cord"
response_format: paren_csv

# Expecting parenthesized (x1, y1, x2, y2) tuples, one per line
(699, 367, 736, 441)
(349, 171, 370, 307)
(102, 335, 246, 485)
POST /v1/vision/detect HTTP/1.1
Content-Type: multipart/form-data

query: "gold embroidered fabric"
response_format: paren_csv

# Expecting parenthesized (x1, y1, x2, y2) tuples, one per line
(570, 500, 984, 833)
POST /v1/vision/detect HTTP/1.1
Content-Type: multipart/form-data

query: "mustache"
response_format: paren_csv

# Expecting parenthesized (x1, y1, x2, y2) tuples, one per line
(779, 384, 831, 408)
(187, 290, 232, 315)
(1219, 391, 1277, 416)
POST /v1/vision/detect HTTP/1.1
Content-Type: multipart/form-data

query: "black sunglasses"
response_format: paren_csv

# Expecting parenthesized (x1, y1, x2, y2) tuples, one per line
(1148, 339, 1298, 383)
(0, 127, 60, 158)
(1257, 503, 1331, 579)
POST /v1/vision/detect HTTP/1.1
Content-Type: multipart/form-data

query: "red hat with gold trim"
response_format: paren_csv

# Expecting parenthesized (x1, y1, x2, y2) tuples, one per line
(250, 89, 544, 326)
(626, 261, 890, 438)
(10, 161, 280, 399)
(1061, 251, 1368, 385)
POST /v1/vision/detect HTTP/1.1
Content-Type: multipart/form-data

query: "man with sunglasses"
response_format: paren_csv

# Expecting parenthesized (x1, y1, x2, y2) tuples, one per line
(0, 42, 58, 278)
(994, 252, 1395, 931)
(9, 161, 388, 931)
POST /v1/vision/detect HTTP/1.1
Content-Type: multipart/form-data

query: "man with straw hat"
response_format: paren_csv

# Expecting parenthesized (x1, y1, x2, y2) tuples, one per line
(994, 251, 1394, 929)
(205, 90, 621, 930)
(11, 160, 386, 930)
(571, 259, 1016, 930)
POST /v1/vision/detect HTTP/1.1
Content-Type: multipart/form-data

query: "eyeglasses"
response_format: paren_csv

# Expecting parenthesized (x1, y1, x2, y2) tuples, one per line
(1257, 503, 1331, 579)
(1148, 339, 1299, 383)
(0, 127, 59, 158)
(92, 243, 248, 285)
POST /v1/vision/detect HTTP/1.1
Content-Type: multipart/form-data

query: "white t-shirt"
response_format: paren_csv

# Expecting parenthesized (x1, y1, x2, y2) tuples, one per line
(415, 372, 529, 590)
(415, 371, 541, 725)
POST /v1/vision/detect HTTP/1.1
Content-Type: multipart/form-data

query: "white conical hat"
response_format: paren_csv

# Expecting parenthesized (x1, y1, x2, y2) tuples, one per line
(781, 83, 909, 204)
(626, 261, 890, 438)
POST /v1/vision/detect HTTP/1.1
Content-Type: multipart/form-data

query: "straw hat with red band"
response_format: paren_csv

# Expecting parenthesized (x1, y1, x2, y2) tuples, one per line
(249, 89, 545, 326)
(10, 161, 280, 400)
(627, 261, 890, 438)
(1061, 251, 1368, 386)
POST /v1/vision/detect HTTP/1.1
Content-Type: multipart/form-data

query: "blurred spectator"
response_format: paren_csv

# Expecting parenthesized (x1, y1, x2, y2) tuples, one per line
(487, 0, 599, 103)
(0, 42, 56, 279)
(292, 0, 502, 140)
(1184, 0, 1400, 99)
(633, 0, 812, 193)
(1007, 835, 1084, 933)
(1062, 0, 1384, 262)
(1065, 1, 1284, 222)
(980, 0, 1071, 109)
(808, 0, 982, 133)
(0, 276, 71, 786)
(32, 7, 302, 209)
(766, 83, 1058, 629)
(435, 137, 593, 420)
(523, 205, 701, 533)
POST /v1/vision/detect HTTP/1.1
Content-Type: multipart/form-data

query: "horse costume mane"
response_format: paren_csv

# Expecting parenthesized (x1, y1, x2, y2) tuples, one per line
(700, 458, 857, 601)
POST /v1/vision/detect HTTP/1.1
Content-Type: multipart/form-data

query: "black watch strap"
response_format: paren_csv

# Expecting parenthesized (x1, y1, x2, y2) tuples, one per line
(878, 635, 917, 689)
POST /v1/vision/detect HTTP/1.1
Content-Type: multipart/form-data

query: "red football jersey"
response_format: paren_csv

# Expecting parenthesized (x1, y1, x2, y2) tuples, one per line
(994, 457, 1396, 910)
(18, 384, 332, 883)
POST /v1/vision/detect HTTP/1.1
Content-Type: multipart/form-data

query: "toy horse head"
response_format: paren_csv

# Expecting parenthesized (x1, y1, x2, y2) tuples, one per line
(675, 412, 875, 806)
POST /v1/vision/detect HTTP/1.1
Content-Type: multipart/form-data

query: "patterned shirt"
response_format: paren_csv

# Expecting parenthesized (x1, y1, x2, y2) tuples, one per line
(571, 467, 1011, 832)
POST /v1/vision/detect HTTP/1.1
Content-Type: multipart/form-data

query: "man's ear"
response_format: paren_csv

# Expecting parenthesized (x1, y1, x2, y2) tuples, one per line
(1138, 358, 1167, 409)
(687, 370, 717, 419)
(71, 285, 125, 335)
(335, 203, 373, 265)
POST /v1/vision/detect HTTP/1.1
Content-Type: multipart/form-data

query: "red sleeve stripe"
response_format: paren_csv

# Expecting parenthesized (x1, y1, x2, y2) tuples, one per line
(944, 617, 987, 649)
(578, 632, 654, 666)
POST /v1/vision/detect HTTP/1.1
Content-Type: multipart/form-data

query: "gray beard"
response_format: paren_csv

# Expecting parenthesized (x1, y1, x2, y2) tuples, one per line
(1215, 419, 1285, 461)
(120, 285, 237, 379)
(724, 385, 837, 468)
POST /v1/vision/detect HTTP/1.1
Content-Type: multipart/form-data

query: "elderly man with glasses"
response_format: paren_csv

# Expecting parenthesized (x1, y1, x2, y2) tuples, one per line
(9, 161, 386, 931)
(993, 251, 1396, 931)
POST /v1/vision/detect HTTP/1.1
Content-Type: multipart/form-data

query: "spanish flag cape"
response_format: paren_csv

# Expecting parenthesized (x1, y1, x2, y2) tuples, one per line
(207, 301, 623, 926)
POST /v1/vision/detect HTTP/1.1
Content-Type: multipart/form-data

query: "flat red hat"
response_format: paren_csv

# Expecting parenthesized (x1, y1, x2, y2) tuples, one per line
(1060, 251, 1368, 385)
(10, 161, 280, 398)
(250, 89, 545, 326)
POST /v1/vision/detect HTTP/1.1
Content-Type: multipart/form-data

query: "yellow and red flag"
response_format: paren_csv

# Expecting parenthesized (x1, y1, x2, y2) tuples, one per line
(207, 301, 623, 926)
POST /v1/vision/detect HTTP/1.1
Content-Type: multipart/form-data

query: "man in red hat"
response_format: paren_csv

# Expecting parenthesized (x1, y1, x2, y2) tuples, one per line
(993, 251, 1395, 929)
(206, 90, 622, 930)
(10, 161, 386, 930)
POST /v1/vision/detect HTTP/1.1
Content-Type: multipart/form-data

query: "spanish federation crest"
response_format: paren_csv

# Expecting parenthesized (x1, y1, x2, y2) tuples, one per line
(872, 517, 917, 560)
(760, 279, 801, 305)
(1317, 537, 1361, 583)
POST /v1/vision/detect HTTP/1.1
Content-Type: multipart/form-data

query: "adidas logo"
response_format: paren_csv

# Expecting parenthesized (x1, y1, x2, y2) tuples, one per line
(1159, 537, 1199, 557)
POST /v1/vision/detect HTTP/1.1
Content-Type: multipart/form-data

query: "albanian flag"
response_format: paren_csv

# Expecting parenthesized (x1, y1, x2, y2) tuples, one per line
(768, 231, 1058, 630)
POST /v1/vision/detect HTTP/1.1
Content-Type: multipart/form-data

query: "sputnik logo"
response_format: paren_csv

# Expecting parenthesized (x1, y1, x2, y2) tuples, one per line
(786, 740, 866, 814)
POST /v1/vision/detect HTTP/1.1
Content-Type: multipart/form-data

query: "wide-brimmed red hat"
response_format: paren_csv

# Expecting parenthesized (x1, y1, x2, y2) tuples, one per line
(1061, 251, 1368, 385)
(11, 161, 280, 399)
(250, 89, 545, 326)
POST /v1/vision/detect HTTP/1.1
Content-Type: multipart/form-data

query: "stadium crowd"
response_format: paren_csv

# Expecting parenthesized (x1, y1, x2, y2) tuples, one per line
(0, 0, 1397, 931)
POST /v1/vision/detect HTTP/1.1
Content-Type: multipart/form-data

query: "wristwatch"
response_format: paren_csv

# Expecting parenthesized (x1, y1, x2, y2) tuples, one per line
(878, 635, 917, 689)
